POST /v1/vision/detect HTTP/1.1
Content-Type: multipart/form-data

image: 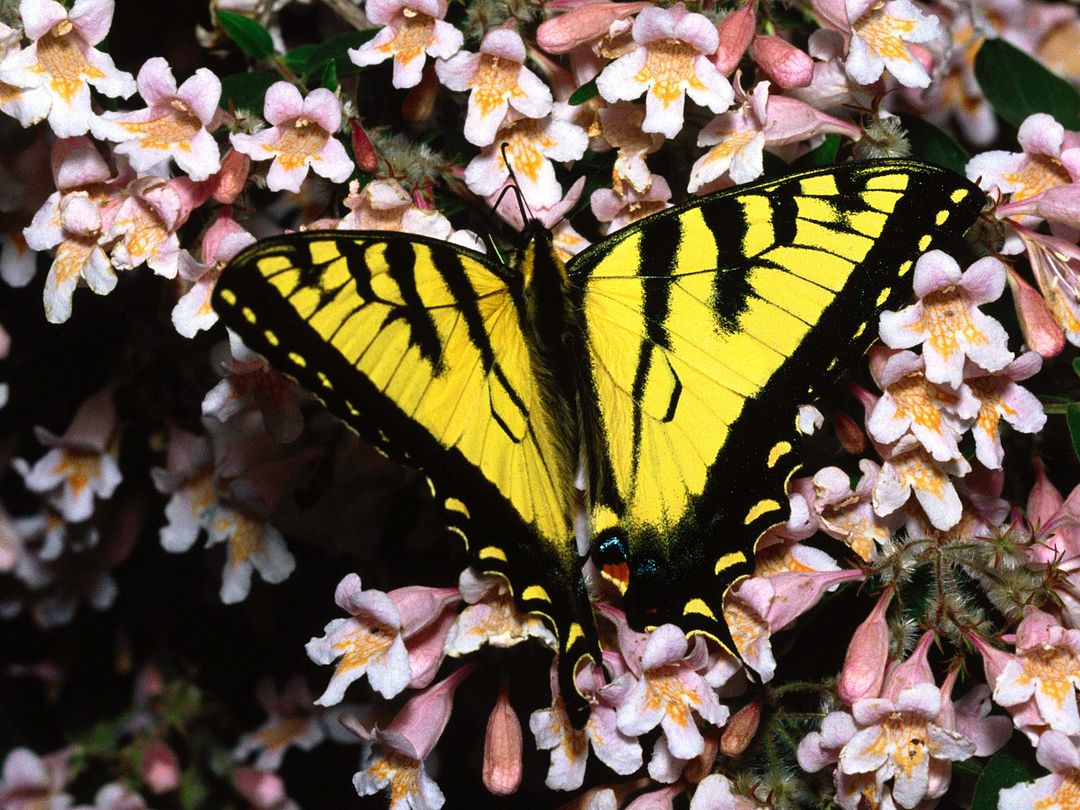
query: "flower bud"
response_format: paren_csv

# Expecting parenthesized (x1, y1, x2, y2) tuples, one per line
(211, 149, 250, 205)
(832, 409, 866, 455)
(714, 3, 756, 74)
(751, 35, 813, 88)
(719, 699, 761, 757)
(483, 683, 522, 795)
(838, 588, 892, 704)
(350, 119, 378, 173)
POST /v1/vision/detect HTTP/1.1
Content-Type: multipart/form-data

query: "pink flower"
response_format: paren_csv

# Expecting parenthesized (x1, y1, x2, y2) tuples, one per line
(0, 23, 52, 127)
(435, 27, 553, 147)
(234, 676, 326, 770)
(964, 352, 1046, 469)
(79, 782, 149, 809)
(172, 215, 255, 338)
(837, 683, 975, 808)
(998, 730, 1080, 808)
(0, 747, 73, 810)
(347, 0, 463, 89)
(689, 79, 859, 191)
(866, 347, 979, 463)
(338, 179, 474, 246)
(794, 461, 898, 560)
(880, 251, 1013, 389)
(529, 659, 643, 791)
(873, 439, 971, 531)
(967, 113, 1080, 232)
(536, 1, 650, 56)
(351, 666, 474, 810)
(204, 484, 295, 605)
(18, 388, 120, 523)
(596, 3, 734, 139)
(689, 773, 757, 810)
(591, 173, 673, 233)
(814, 0, 941, 88)
(444, 568, 555, 654)
(611, 623, 729, 762)
(596, 102, 663, 194)
(91, 57, 223, 180)
(107, 175, 210, 280)
(725, 562, 862, 681)
(464, 110, 589, 210)
(0, 0, 135, 136)
(994, 608, 1080, 736)
(151, 429, 215, 554)
(306, 572, 461, 704)
(230, 83, 353, 193)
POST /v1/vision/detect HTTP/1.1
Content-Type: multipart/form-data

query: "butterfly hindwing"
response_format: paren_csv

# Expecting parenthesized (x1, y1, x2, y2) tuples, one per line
(570, 160, 984, 645)
(212, 232, 597, 708)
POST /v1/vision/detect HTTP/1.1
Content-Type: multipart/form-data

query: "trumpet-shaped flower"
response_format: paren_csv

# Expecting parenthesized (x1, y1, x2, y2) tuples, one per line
(463, 111, 588, 210)
(0, 0, 135, 136)
(435, 27, 553, 147)
(965, 352, 1046, 469)
(231, 83, 353, 193)
(595, 3, 734, 139)
(91, 57, 223, 180)
(998, 730, 1080, 809)
(880, 251, 1013, 388)
(347, 0, 463, 89)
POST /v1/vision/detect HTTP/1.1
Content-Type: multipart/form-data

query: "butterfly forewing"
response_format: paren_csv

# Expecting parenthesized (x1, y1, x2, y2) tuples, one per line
(212, 232, 591, 669)
(569, 161, 984, 646)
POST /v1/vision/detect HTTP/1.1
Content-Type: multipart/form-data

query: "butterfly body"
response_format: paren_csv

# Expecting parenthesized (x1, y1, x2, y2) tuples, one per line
(213, 160, 984, 722)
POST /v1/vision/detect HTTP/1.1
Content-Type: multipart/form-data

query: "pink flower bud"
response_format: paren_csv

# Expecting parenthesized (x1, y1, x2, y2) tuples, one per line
(751, 35, 813, 88)
(1006, 265, 1065, 359)
(536, 1, 650, 54)
(715, 3, 756, 74)
(350, 119, 378, 173)
(838, 588, 892, 704)
(211, 149, 250, 205)
(141, 740, 181, 795)
(720, 700, 761, 757)
(483, 683, 522, 796)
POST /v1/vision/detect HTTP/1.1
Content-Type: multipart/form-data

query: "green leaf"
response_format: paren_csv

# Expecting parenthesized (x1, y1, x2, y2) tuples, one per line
(322, 59, 338, 92)
(217, 10, 275, 60)
(1072, 357, 1080, 378)
(219, 72, 278, 113)
(971, 745, 1039, 810)
(1068, 403, 1080, 462)
(304, 30, 378, 76)
(282, 44, 316, 75)
(897, 113, 971, 174)
(790, 135, 841, 171)
(569, 79, 599, 106)
(974, 38, 1080, 130)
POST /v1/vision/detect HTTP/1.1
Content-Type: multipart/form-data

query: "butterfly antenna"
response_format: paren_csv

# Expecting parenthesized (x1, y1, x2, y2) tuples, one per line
(500, 142, 533, 226)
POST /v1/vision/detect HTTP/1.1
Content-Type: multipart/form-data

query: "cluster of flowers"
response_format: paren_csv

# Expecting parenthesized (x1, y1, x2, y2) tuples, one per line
(2, 0, 1080, 806)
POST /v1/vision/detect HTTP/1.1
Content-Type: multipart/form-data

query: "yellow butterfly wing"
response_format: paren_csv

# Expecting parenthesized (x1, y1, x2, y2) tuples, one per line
(213, 232, 596, 689)
(571, 160, 984, 645)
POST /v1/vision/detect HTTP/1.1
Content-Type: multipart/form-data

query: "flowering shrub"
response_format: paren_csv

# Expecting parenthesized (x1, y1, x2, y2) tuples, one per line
(2, 0, 1080, 807)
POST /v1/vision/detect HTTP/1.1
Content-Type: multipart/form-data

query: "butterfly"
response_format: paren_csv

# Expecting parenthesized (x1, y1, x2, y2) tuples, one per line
(212, 160, 983, 722)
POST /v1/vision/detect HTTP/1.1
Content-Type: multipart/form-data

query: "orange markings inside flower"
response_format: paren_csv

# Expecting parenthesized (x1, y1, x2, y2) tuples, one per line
(269, 119, 330, 171)
(121, 105, 203, 151)
(1003, 156, 1073, 204)
(635, 39, 701, 107)
(378, 12, 436, 64)
(469, 55, 525, 117)
(336, 624, 395, 673)
(36, 30, 105, 103)
(853, 10, 917, 62)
